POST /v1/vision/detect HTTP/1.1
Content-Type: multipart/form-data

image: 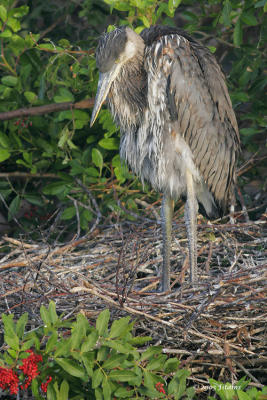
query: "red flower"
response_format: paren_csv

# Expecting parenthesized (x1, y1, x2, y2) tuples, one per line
(155, 381, 166, 394)
(19, 350, 43, 389)
(0, 367, 19, 395)
(41, 376, 52, 393)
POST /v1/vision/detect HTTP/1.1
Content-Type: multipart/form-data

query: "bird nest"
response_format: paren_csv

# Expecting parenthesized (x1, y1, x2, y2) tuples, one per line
(0, 213, 266, 395)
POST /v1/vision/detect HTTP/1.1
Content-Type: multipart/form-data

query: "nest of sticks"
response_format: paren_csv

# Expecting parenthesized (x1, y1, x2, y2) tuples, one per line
(0, 209, 266, 395)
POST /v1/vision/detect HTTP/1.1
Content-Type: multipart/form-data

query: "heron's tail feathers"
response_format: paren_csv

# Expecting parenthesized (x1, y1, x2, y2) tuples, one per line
(196, 182, 222, 219)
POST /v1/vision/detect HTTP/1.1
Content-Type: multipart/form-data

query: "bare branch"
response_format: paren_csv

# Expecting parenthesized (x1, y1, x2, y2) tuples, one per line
(0, 99, 95, 121)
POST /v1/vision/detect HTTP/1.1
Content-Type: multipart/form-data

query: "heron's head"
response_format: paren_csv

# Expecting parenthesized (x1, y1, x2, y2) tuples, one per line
(90, 26, 145, 126)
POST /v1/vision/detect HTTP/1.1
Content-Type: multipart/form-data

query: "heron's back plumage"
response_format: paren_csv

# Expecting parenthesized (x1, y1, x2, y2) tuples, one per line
(106, 25, 239, 218)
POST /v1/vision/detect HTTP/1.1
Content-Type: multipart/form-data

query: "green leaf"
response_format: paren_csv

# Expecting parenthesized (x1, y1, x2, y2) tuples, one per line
(0, 149, 10, 162)
(31, 378, 39, 398)
(231, 92, 249, 103)
(24, 194, 44, 207)
(222, 0, 232, 26)
(186, 386, 195, 399)
(7, 348, 17, 358)
(109, 316, 131, 339)
(207, 46, 216, 53)
(81, 330, 99, 353)
(114, 387, 135, 397)
(241, 12, 258, 26)
(109, 369, 137, 382)
(46, 331, 58, 352)
(16, 312, 28, 339)
(48, 301, 58, 324)
(140, 346, 162, 361)
(92, 148, 103, 171)
(54, 88, 74, 103)
(233, 18, 243, 46)
(96, 309, 110, 336)
(95, 387, 104, 400)
(5, 333, 20, 351)
(0, 29, 12, 38)
(9, 34, 25, 55)
(97, 346, 110, 362)
(164, 357, 180, 373)
(82, 352, 94, 377)
(61, 206, 76, 220)
(55, 358, 86, 378)
(21, 339, 35, 351)
(85, 167, 99, 177)
(147, 354, 167, 371)
(43, 182, 68, 196)
(54, 340, 71, 358)
(92, 368, 104, 389)
(129, 336, 152, 346)
(98, 138, 119, 150)
(240, 128, 258, 136)
(103, 340, 134, 355)
(23, 152, 32, 165)
(59, 380, 69, 400)
(140, 15, 150, 27)
(0, 132, 11, 148)
(9, 6, 29, 18)
(57, 109, 89, 121)
(1, 75, 18, 87)
(7, 17, 21, 32)
(237, 391, 251, 400)
(0, 5, 7, 22)
(47, 382, 57, 400)
(102, 354, 127, 370)
(58, 127, 70, 149)
(8, 195, 20, 221)
(70, 324, 86, 351)
(24, 91, 37, 103)
(143, 370, 158, 390)
(40, 304, 51, 325)
(102, 379, 112, 400)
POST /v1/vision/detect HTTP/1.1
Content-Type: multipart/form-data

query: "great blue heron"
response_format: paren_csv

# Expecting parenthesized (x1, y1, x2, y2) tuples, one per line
(90, 25, 239, 291)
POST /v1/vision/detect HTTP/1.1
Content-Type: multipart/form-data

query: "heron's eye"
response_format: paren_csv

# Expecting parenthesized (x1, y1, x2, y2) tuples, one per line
(115, 58, 120, 64)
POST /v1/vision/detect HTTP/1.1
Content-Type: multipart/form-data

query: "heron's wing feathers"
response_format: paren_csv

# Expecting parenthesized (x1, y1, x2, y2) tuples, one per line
(146, 34, 239, 210)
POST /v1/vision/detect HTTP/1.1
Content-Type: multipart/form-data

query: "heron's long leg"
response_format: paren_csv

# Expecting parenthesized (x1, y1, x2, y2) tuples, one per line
(161, 194, 174, 291)
(185, 169, 198, 284)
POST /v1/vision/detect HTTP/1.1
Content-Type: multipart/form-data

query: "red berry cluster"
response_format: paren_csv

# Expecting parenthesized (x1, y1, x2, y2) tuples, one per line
(19, 349, 43, 390)
(0, 350, 52, 396)
(14, 118, 32, 128)
(0, 367, 19, 395)
(155, 381, 166, 394)
(24, 206, 38, 219)
(41, 376, 52, 393)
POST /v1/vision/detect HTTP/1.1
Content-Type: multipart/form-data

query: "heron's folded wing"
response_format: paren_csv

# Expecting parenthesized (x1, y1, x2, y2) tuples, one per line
(162, 35, 239, 209)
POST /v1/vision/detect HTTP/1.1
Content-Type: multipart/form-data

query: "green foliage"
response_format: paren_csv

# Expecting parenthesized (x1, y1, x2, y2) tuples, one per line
(0, 0, 265, 236)
(208, 377, 267, 400)
(0, 301, 195, 399)
(1, 302, 266, 398)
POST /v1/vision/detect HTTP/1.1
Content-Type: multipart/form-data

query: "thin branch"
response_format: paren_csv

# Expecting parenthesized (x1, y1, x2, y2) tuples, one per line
(0, 99, 95, 121)
(0, 172, 58, 179)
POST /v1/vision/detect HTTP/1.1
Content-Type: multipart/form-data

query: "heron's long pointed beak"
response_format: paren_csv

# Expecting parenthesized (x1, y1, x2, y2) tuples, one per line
(90, 65, 120, 127)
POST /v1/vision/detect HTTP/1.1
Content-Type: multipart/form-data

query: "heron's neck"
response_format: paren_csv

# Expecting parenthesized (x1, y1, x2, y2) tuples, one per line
(108, 53, 147, 130)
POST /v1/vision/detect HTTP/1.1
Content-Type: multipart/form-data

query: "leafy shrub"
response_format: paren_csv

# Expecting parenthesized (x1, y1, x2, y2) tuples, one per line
(1, 302, 266, 399)
(208, 377, 267, 400)
(0, 0, 265, 236)
(0, 301, 195, 399)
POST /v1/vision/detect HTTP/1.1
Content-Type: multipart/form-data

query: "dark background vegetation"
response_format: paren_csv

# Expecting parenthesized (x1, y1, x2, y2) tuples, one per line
(0, 0, 266, 241)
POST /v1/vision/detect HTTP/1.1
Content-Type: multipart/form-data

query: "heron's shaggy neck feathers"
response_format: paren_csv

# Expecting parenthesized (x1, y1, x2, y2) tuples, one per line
(108, 50, 147, 130)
